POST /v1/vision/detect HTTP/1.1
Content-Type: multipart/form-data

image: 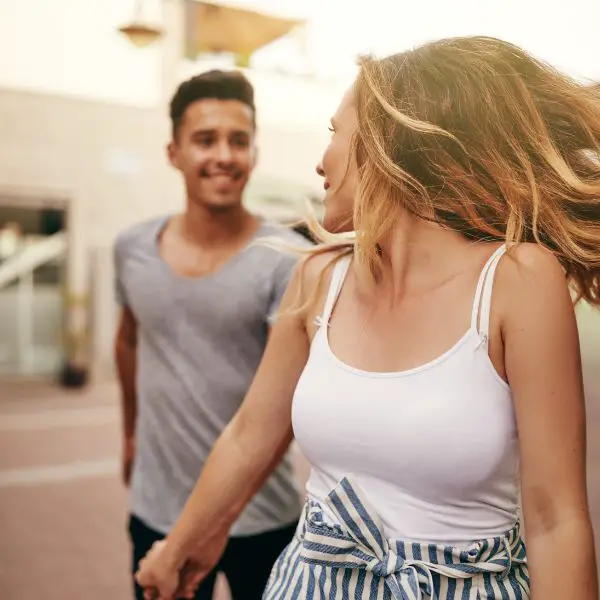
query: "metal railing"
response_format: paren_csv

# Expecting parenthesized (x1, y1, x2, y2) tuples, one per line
(0, 233, 66, 289)
(0, 233, 67, 374)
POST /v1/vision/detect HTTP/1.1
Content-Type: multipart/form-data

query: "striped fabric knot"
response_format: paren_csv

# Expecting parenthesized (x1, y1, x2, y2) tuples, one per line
(369, 549, 399, 578)
(300, 475, 526, 600)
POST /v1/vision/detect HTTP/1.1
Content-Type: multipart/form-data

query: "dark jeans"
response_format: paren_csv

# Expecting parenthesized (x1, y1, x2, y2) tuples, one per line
(129, 514, 297, 600)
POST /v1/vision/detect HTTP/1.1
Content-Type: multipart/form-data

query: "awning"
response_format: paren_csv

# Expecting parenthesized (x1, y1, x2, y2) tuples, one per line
(184, 0, 305, 62)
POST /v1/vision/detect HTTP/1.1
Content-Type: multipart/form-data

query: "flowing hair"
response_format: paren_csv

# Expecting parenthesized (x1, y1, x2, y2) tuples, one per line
(297, 36, 600, 308)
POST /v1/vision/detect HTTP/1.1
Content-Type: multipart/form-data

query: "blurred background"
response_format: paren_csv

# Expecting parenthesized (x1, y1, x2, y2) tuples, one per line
(0, 0, 599, 598)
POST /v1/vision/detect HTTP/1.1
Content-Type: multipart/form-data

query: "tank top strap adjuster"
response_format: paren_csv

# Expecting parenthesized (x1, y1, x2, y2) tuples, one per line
(313, 315, 329, 328)
(474, 332, 489, 350)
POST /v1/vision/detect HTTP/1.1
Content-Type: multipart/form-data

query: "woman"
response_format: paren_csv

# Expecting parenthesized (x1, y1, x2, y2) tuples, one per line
(135, 36, 600, 599)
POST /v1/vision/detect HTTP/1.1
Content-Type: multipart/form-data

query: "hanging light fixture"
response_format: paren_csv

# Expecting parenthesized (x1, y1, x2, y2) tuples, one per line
(118, 0, 164, 48)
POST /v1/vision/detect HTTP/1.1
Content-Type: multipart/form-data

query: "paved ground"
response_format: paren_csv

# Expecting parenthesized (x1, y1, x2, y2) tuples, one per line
(1, 304, 599, 600)
(0, 380, 309, 600)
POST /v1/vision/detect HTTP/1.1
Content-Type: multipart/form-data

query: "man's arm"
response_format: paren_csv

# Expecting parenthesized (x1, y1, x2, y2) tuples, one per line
(115, 305, 138, 486)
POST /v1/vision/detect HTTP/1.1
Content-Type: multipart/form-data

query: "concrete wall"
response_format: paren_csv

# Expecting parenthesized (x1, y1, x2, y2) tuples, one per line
(0, 85, 332, 377)
(0, 86, 329, 245)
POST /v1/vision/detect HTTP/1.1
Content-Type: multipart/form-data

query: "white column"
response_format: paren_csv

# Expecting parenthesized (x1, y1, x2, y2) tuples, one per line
(89, 246, 119, 381)
(16, 271, 34, 374)
(64, 198, 90, 371)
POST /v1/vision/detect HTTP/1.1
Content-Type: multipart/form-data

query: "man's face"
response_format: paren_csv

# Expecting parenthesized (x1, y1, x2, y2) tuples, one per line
(168, 98, 257, 211)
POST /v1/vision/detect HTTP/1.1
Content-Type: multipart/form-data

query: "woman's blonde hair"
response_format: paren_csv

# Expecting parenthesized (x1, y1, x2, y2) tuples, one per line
(302, 35, 600, 306)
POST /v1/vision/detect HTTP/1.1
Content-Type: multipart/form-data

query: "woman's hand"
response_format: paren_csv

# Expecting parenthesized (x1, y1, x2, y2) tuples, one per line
(135, 533, 228, 600)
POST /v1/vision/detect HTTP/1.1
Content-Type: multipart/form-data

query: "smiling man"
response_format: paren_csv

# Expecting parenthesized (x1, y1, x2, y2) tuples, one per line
(113, 70, 307, 600)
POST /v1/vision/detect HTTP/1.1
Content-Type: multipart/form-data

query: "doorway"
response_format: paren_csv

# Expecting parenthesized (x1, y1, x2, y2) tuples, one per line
(0, 192, 69, 378)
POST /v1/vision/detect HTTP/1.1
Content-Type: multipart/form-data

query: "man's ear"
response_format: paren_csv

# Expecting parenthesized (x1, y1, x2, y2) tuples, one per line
(166, 140, 178, 169)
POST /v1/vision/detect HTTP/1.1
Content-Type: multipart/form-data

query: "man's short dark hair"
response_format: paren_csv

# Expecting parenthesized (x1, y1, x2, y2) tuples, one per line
(169, 69, 256, 138)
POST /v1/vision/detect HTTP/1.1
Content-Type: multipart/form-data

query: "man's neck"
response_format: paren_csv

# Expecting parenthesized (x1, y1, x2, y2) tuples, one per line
(178, 200, 259, 249)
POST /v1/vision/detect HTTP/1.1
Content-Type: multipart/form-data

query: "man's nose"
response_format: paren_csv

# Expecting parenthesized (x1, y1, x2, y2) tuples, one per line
(215, 140, 233, 164)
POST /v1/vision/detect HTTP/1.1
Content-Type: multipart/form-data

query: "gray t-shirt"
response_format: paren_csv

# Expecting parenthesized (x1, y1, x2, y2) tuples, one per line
(114, 215, 308, 536)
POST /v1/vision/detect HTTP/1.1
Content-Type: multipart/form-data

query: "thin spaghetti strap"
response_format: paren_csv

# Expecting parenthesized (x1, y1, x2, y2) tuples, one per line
(316, 255, 352, 328)
(478, 245, 506, 339)
(470, 244, 507, 333)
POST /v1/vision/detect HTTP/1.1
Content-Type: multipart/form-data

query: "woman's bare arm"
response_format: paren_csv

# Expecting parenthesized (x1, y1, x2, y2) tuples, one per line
(154, 253, 333, 573)
(499, 244, 597, 599)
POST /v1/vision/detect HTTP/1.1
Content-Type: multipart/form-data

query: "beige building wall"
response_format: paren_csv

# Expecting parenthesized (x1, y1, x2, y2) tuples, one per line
(0, 86, 331, 377)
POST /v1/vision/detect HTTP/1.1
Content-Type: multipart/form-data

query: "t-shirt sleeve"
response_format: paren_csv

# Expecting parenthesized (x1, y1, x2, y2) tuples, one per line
(113, 233, 129, 307)
(266, 231, 314, 324)
(267, 252, 300, 325)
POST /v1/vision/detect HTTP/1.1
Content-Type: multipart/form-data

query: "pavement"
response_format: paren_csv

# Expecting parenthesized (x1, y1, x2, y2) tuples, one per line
(0, 380, 309, 600)
(1, 304, 599, 599)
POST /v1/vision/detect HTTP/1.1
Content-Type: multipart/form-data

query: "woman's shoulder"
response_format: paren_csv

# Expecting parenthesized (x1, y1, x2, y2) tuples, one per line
(284, 245, 353, 318)
(495, 242, 574, 325)
(498, 243, 566, 290)
(300, 246, 353, 285)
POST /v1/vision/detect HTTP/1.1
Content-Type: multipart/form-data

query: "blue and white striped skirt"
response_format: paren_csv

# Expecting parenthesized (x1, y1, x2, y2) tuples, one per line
(263, 476, 529, 599)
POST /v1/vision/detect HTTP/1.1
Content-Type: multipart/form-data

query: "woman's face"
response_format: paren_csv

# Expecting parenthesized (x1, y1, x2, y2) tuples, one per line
(316, 86, 358, 232)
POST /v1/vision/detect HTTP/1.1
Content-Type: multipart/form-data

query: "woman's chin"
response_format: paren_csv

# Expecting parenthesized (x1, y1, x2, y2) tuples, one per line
(322, 210, 354, 234)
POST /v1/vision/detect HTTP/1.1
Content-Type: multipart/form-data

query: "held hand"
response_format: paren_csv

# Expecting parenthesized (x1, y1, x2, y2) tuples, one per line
(135, 540, 181, 600)
(135, 532, 229, 600)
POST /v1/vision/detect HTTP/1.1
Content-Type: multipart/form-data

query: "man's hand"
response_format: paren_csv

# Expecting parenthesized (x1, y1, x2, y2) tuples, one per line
(136, 534, 228, 600)
(122, 436, 136, 486)
(136, 541, 181, 600)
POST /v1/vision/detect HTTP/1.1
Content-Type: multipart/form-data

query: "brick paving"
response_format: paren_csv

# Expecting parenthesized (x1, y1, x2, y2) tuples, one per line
(1, 309, 599, 600)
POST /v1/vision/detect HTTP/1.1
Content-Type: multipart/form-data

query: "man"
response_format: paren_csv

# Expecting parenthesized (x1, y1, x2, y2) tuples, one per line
(114, 70, 308, 600)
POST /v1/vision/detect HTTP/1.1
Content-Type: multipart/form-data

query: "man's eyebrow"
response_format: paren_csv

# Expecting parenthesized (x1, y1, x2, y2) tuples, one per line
(190, 128, 251, 136)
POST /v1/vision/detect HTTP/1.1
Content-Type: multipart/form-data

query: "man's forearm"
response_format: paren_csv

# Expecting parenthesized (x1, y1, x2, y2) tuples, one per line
(116, 341, 137, 438)
(527, 518, 597, 599)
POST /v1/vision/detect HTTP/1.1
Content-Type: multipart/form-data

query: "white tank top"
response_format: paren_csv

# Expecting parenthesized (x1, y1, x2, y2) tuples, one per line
(292, 245, 520, 547)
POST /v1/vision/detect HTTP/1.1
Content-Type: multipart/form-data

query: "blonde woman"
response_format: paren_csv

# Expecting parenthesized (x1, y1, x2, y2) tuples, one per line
(136, 37, 600, 599)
